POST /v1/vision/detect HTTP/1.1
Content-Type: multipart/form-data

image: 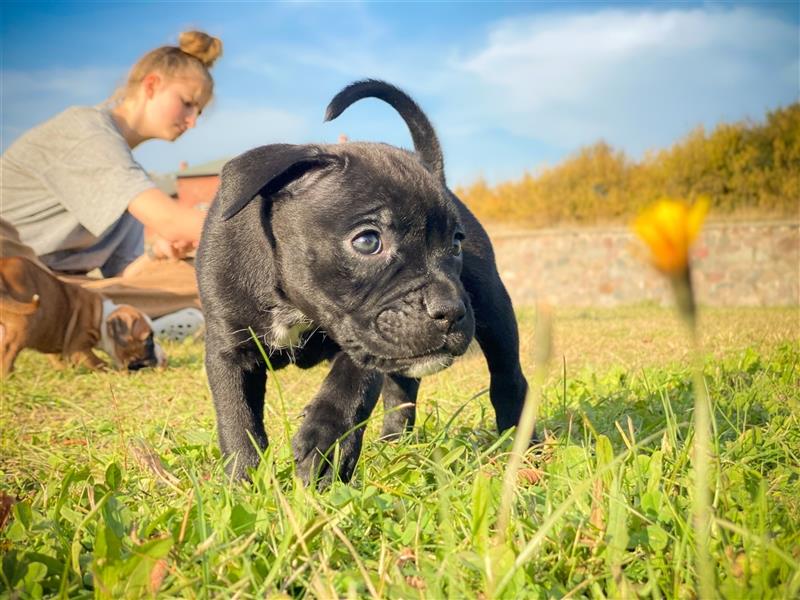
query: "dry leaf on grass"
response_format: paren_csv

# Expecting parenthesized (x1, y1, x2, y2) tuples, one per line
(193, 531, 218, 557)
(517, 468, 543, 485)
(725, 546, 747, 578)
(581, 478, 606, 550)
(589, 478, 605, 532)
(149, 558, 169, 594)
(397, 548, 416, 566)
(0, 492, 15, 532)
(60, 438, 88, 446)
(129, 438, 181, 488)
(405, 575, 426, 590)
(130, 525, 143, 546)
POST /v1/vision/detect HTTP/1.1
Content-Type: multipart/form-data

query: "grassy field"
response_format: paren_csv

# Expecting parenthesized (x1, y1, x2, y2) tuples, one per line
(1, 305, 798, 598)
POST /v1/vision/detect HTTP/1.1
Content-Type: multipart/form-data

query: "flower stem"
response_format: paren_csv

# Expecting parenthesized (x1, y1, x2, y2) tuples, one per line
(496, 306, 552, 541)
(675, 271, 715, 598)
(671, 269, 697, 331)
(691, 333, 716, 599)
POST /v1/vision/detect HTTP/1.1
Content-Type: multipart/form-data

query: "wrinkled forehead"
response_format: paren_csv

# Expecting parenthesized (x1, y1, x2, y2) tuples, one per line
(308, 148, 461, 234)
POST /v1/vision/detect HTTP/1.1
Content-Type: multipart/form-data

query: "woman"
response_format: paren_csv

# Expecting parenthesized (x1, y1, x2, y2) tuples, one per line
(1, 30, 222, 339)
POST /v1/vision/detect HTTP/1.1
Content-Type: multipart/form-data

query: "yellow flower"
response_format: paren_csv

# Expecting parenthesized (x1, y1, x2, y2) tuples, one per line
(633, 197, 710, 275)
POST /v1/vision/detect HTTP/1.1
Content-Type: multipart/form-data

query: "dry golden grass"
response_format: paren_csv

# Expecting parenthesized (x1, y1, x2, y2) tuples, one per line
(540, 304, 799, 373)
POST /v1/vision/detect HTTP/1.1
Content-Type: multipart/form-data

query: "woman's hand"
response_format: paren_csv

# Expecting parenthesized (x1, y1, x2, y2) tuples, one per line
(150, 237, 197, 260)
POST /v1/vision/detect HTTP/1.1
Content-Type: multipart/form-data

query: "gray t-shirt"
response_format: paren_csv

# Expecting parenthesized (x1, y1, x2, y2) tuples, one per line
(1, 105, 154, 273)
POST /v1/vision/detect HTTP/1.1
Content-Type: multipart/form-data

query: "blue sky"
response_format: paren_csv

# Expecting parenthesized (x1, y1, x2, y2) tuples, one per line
(2, 1, 798, 187)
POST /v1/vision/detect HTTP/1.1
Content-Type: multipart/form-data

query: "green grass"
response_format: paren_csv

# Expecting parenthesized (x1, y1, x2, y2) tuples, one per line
(1, 305, 798, 598)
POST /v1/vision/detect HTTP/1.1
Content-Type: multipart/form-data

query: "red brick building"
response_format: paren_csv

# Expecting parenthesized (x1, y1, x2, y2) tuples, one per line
(175, 158, 227, 210)
(147, 158, 227, 242)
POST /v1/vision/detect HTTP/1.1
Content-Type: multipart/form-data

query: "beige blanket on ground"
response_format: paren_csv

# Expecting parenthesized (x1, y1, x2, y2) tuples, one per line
(1, 217, 200, 319)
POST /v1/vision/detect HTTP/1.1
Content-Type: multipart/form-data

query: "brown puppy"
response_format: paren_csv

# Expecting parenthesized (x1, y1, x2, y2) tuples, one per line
(0, 256, 166, 376)
(97, 300, 168, 372)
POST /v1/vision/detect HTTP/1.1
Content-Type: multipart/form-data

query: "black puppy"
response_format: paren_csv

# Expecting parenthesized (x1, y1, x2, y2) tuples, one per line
(196, 80, 528, 484)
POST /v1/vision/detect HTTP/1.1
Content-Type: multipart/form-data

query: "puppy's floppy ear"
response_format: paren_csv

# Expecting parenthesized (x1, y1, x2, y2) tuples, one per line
(131, 315, 152, 342)
(220, 144, 340, 220)
(108, 313, 132, 347)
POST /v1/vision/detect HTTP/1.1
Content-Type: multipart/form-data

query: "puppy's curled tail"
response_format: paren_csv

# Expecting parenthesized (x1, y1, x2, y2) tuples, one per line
(324, 79, 445, 185)
(0, 292, 40, 315)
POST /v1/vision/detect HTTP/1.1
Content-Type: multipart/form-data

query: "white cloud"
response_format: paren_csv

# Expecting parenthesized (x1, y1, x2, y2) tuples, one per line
(3, 5, 795, 181)
(452, 7, 799, 154)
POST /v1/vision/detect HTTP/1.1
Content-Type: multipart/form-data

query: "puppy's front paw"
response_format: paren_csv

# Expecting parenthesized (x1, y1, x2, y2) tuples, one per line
(223, 449, 261, 482)
(380, 406, 416, 440)
(291, 419, 361, 488)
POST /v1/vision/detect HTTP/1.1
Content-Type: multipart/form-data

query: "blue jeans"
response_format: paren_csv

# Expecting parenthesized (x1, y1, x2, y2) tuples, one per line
(39, 211, 144, 277)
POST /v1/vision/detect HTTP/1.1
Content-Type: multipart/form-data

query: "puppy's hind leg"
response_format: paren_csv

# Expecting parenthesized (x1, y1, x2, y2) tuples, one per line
(292, 352, 383, 487)
(0, 325, 21, 377)
(69, 350, 108, 371)
(47, 354, 68, 369)
(206, 350, 268, 480)
(471, 281, 529, 435)
(380, 374, 420, 440)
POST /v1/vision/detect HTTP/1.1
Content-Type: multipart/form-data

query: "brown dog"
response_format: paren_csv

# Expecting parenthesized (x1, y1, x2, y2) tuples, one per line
(0, 256, 166, 376)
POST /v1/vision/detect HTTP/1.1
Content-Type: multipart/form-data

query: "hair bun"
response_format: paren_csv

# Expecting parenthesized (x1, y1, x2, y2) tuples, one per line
(179, 31, 223, 68)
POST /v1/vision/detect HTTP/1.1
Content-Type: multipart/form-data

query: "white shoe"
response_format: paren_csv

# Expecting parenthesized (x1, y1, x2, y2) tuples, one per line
(151, 308, 205, 342)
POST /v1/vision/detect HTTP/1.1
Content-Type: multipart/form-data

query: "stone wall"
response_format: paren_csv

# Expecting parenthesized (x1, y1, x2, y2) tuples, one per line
(488, 220, 799, 308)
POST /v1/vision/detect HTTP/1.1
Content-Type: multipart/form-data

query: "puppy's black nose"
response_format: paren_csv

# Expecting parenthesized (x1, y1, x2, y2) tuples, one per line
(127, 354, 158, 371)
(426, 296, 467, 328)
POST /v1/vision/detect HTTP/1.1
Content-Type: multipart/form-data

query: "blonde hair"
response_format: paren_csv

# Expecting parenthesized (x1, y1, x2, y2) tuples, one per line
(114, 30, 223, 104)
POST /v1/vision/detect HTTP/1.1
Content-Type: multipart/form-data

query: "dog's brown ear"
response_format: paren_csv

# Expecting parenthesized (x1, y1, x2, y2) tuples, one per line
(131, 316, 152, 342)
(108, 312, 133, 346)
(219, 144, 341, 221)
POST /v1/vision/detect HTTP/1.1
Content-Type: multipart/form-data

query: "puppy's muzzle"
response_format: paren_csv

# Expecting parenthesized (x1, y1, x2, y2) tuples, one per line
(127, 336, 162, 371)
(423, 281, 468, 332)
(364, 278, 474, 377)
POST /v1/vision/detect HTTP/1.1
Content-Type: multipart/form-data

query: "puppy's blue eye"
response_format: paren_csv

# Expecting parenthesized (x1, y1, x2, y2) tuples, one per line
(452, 232, 464, 256)
(352, 231, 382, 255)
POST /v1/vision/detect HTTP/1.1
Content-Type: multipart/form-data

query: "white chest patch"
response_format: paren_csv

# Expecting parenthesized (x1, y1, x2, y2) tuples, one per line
(267, 307, 314, 350)
(270, 320, 313, 349)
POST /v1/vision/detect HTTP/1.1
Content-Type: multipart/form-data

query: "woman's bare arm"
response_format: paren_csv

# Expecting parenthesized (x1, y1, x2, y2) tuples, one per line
(128, 188, 205, 243)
